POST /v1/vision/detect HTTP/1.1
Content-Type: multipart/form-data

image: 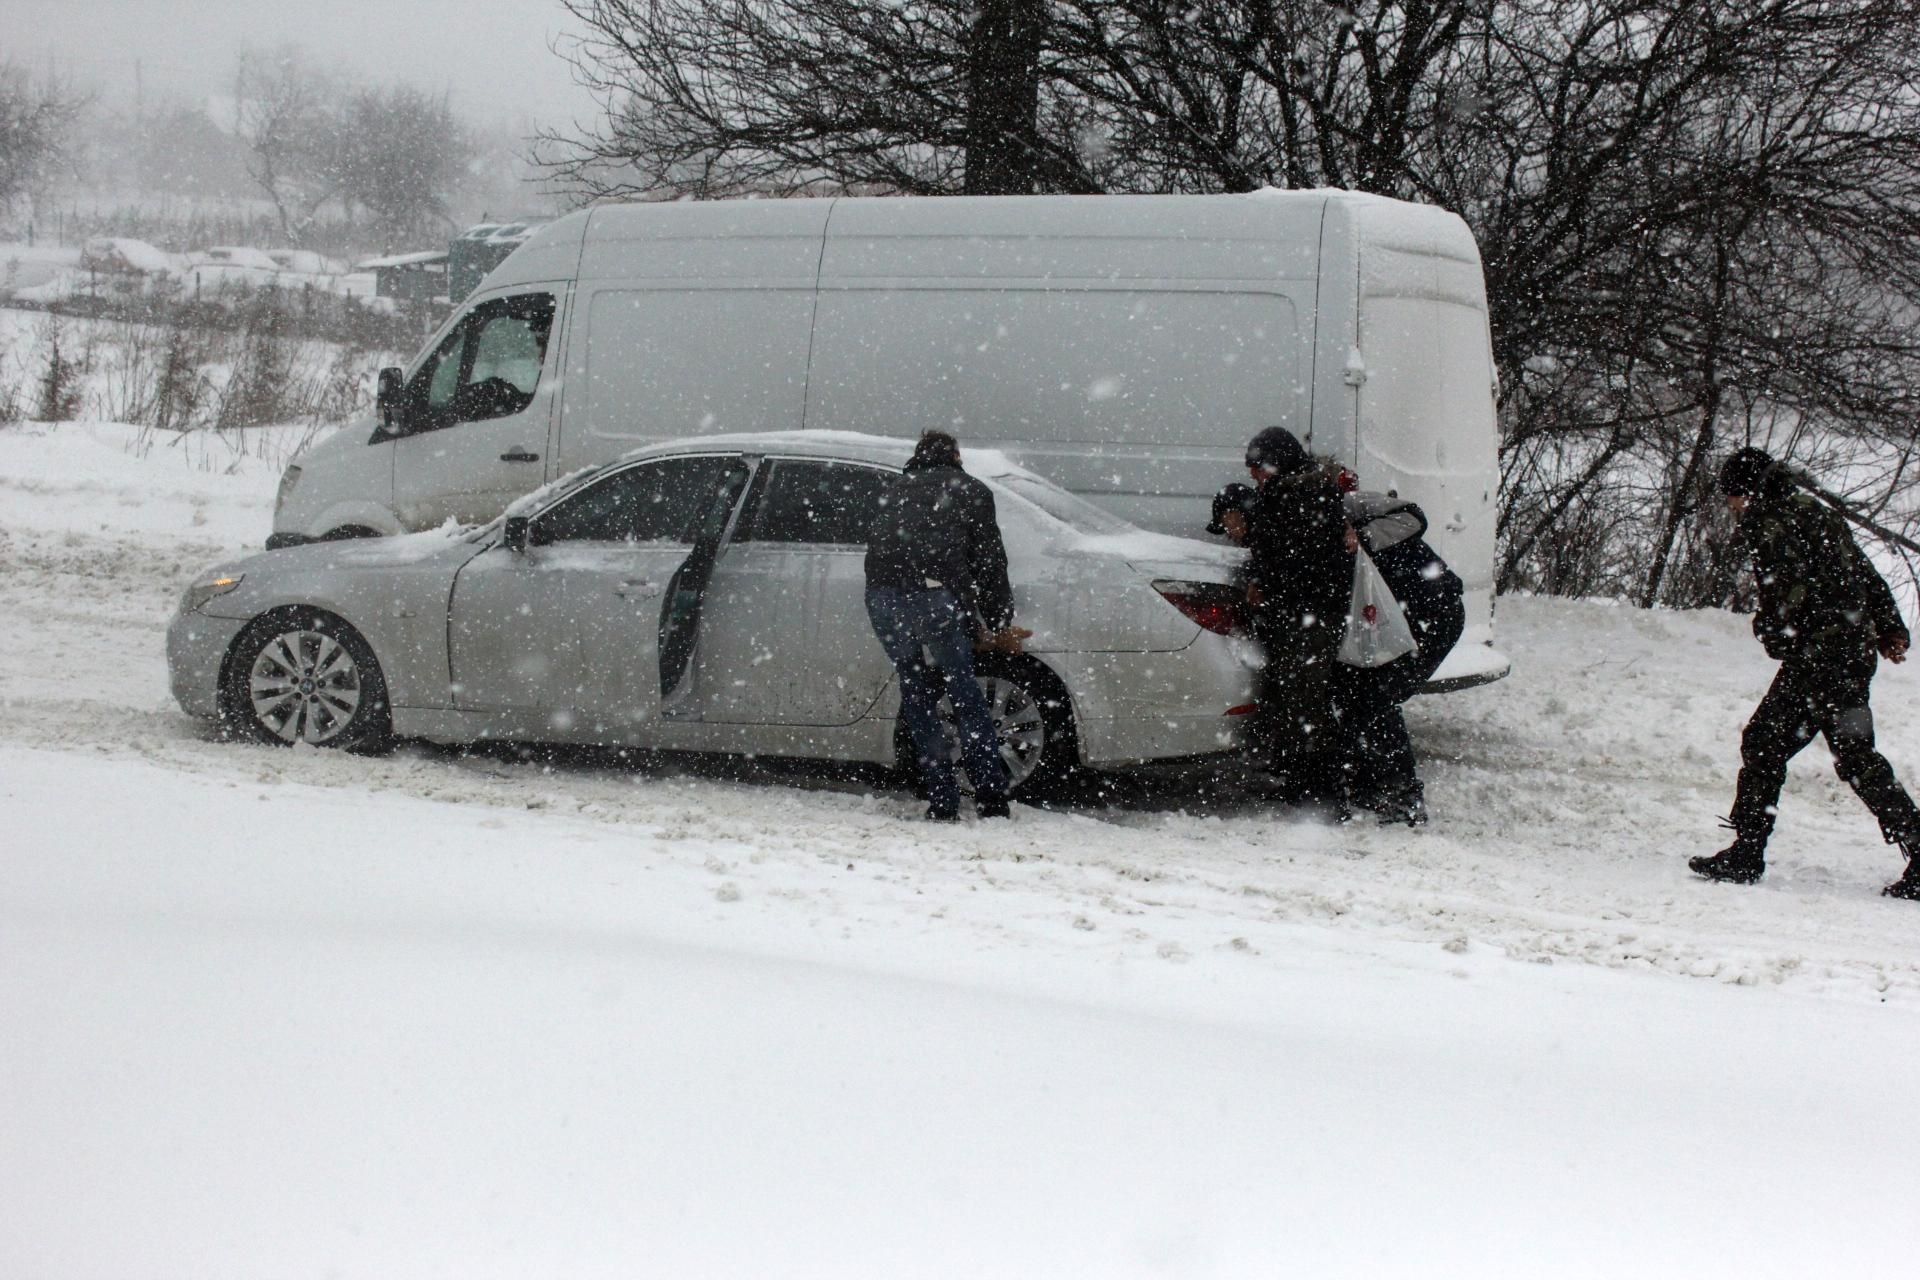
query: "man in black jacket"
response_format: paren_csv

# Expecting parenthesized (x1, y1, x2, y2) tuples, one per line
(1691, 447, 1920, 899)
(1241, 427, 1355, 798)
(864, 431, 1017, 820)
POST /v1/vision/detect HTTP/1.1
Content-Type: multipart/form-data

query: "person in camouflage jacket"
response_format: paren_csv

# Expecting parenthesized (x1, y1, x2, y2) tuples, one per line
(1691, 447, 1920, 899)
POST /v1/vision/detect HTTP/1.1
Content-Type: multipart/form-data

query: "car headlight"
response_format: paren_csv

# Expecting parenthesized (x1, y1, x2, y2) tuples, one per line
(275, 464, 303, 512)
(184, 572, 245, 612)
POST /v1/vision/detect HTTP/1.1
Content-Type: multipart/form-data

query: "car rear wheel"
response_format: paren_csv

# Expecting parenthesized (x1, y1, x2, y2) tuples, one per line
(901, 655, 1078, 798)
(223, 610, 391, 752)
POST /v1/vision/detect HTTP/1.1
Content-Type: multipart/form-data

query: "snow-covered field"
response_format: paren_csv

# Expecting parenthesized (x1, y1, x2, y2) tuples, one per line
(4, 419, 1918, 1277)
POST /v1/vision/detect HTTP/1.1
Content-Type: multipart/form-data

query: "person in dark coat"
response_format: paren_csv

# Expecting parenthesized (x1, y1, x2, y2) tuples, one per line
(864, 431, 1018, 820)
(1331, 490, 1465, 825)
(1691, 447, 1920, 899)
(1240, 427, 1355, 797)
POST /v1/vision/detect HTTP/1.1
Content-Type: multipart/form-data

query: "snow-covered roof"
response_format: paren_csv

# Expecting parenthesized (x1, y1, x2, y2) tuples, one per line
(354, 250, 448, 271)
(81, 237, 177, 275)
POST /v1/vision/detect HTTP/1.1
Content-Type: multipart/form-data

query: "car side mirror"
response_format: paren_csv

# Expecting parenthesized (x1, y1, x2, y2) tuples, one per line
(376, 366, 406, 432)
(502, 516, 530, 553)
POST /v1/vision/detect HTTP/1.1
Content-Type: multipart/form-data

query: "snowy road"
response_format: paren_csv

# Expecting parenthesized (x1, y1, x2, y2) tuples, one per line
(4, 420, 1919, 1276)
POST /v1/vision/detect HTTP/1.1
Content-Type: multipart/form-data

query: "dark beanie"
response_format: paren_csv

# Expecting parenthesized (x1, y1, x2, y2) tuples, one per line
(1718, 446, 1775, 497)
(1245, 426, 1307, 474)
(1207, 483, 1255, 535)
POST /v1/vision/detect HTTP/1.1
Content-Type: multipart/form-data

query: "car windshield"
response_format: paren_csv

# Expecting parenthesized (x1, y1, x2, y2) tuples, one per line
(993, 473, 1139, 537)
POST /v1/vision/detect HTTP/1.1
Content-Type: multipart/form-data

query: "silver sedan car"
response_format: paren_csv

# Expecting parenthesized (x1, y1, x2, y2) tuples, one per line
(168, 432, 1258, 794)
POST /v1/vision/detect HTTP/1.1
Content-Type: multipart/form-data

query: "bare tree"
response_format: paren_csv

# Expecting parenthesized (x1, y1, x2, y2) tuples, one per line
(236, 50, 474, 251)
(335, 85, 470, 250)
(540, 1, 1099, 197)
(0, 62, 84, 219)
(235, 48, 347, 245)
(541, 2, 1920, 605)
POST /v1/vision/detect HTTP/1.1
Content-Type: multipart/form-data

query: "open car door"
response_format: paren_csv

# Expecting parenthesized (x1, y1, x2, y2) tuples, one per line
(447, 452, 751, 743)
(659, 461, 755, 705)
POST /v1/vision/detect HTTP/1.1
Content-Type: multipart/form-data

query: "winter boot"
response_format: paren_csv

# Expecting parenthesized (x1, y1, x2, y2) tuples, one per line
(1369, 780, 1428, 828)
(1883, 837, 1920, 901)
(976, 795, 1012, 820)
(1689, 829, 1766, 885)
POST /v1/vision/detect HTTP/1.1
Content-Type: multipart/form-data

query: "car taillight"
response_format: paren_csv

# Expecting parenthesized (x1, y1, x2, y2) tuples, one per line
(1152, 580, 1245, 637)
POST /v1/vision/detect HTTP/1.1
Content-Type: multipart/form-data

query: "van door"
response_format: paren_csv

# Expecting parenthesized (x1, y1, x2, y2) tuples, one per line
(391, 287, 563, 528)
(693, 458, 899, 725)
(1348, 230, 1502, 656)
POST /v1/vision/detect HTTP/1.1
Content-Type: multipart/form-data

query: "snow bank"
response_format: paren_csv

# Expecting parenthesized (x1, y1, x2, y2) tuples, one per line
(4, 416, 1920, 1276)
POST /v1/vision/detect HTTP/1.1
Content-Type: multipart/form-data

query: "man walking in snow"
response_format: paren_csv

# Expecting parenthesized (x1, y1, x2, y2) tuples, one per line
(864, 431, 1018, 821)
(1691, 446, 1920, 899)
(1240, 426, 1355, 801)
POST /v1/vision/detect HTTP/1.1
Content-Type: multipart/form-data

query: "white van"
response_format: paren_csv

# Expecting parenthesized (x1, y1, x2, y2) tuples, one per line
(272, 190, 1508, 687)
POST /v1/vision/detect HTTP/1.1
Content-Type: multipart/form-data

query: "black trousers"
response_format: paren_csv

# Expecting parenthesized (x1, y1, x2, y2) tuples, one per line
(1251, 609, 1344, 772)
(1332, 592, 1465, 797)
(1730, 650, 1920, 847)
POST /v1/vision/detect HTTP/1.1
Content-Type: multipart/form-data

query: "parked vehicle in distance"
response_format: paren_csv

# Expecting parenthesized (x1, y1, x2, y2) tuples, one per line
(265, 249, 348, 277)
(13, 239, 181, 308)
(193, 246, 282, 272)
(79, 237, 180, 277)
(182, 246, 283, 293)
(272, 191, 1510, 688)
(174, 433, 1257, 794)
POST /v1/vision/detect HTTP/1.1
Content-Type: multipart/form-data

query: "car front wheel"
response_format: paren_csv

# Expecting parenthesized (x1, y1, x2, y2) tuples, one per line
(224, 610, 391, 752)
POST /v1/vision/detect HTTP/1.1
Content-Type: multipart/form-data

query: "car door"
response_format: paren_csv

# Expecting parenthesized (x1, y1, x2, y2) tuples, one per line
(391, 288, 562, 528)
(693, 458, 900, 726)
(447, 453, 751, 742)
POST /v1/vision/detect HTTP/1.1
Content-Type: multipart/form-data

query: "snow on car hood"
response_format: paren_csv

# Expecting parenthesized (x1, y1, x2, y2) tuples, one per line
(219, 524, 476, 581)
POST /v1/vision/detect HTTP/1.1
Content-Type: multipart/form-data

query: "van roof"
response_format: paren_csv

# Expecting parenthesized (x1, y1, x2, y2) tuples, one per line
(480, 190, 1480, 293)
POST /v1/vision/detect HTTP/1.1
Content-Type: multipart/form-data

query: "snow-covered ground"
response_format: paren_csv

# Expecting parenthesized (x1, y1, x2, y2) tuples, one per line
(4, 419, 1919, 1277)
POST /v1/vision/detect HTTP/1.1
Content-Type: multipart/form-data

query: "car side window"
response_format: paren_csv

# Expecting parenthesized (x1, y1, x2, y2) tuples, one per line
(409, 292, 555, 432)
(744, 460, 893, 546)
(535, 455, 749, 546)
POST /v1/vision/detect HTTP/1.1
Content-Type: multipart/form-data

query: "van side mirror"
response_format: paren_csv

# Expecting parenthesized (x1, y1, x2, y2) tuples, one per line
(376, 367, 406, 432)
(502, 516, 530, 553)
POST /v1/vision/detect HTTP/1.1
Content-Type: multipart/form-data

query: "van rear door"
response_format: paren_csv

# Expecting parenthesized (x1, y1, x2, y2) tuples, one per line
(1343, 202, 1506, 682)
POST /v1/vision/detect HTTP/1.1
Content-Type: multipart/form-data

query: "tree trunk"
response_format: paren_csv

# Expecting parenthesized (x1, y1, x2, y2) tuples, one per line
(963, 0, 1045, 195)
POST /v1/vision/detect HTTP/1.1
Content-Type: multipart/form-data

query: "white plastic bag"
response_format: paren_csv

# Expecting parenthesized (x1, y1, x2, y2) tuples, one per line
(1338, 548, 1418, 668)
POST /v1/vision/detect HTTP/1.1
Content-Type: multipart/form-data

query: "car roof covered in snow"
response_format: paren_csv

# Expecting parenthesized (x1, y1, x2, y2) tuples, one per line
(493, 428, 1236, 570)
(503, 430, 1060, 525)
(612, 429, 1057, 481)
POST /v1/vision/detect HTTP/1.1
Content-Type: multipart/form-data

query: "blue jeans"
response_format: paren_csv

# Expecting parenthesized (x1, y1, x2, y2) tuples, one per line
(864, 587, 1010, 813)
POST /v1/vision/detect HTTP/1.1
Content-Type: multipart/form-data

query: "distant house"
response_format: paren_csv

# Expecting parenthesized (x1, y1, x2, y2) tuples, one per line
(355, 250, 449, 308)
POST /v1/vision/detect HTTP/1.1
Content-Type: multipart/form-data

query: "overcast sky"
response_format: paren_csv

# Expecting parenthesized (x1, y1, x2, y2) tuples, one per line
(5, 0, 597, 127)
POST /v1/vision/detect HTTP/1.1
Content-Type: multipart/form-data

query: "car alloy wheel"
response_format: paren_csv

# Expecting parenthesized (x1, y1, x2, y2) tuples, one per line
(246, 628, 366, 745)
(934, 671, 1058, 794)
(226, 612, 390, 752)
(977, 674, 1048, 789)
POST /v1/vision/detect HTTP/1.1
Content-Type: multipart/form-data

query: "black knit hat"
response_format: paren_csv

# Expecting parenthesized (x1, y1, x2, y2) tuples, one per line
(1718, 446, 1775, 497)
(1244, 426, 1307, 474)
(1207, 483, 1255, 535)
